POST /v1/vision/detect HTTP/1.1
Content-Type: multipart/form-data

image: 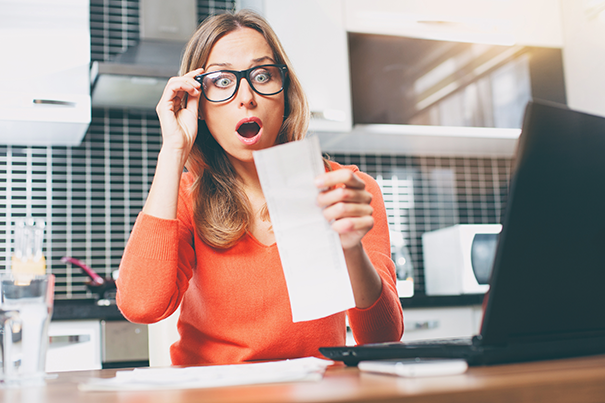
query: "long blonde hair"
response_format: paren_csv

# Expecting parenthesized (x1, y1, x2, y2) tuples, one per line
(179, 10, 310, 249)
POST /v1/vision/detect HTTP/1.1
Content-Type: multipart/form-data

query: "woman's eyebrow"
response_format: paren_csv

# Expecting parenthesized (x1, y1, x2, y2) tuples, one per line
(206, 56, 276, 70)
(206, 62, 232, 70)
(252, 56, 275, 64)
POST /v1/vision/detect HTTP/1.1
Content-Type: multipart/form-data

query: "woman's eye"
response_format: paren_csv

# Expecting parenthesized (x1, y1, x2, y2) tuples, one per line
(252, 71, 272, 84)
(212, 75, 234, 88)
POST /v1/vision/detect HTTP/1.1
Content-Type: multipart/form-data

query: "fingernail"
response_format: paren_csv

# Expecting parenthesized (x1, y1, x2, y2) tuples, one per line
(314, 178, 324, 187)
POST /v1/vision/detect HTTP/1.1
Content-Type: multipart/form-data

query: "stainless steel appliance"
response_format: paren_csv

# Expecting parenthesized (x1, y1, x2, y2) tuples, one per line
(101, 321, 149, 369)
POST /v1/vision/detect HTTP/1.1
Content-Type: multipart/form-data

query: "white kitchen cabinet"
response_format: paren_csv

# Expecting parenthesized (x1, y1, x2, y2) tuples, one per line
(248, 0, 352, 133)
(46, 320, 102, 373)
(559, 0, 605, 119)
(401, 306, 482, 342)
(345, 305, 483, 345)
(344, 0, 563, 48)
(0, 0, 91, 146)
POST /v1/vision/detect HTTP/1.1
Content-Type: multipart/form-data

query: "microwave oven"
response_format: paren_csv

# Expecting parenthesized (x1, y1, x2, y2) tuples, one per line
(422, 224, 502, 296)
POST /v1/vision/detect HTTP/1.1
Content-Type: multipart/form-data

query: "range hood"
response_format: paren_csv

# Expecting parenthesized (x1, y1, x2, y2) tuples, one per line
(91, 0, 198, 110)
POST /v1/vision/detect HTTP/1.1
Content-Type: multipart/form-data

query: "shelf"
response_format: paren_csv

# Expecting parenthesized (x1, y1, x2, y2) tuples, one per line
(314, 124, 520, 157)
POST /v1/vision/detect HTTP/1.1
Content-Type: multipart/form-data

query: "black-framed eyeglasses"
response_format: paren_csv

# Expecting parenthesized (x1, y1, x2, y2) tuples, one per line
(194, 64, 288, 103)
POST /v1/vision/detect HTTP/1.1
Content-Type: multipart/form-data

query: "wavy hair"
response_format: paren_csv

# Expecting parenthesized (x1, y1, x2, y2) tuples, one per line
(179, 10, 310, 249)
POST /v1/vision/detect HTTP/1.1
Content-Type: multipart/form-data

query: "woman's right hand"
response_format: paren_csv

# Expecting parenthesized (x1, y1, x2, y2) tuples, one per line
(155, 68, 205, 157)
(143, 68, 204, 220)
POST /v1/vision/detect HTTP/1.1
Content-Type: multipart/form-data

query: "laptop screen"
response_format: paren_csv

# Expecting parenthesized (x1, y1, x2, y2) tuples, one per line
(481, 100, 605, 345)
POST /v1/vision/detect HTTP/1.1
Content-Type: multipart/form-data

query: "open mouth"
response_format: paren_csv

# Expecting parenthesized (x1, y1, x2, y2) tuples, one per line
(237, 121, 261, 138)
(235, 117, 263, 145)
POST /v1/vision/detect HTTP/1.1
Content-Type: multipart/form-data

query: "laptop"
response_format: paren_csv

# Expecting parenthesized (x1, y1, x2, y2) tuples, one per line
(320, 99, 605, 366)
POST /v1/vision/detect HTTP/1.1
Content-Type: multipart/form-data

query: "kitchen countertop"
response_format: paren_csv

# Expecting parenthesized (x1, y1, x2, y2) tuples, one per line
(51, 294, 486, 321)
(9, 354, 605, 402)
(400, 293, 485, 308)
(52, 299, 124, 321)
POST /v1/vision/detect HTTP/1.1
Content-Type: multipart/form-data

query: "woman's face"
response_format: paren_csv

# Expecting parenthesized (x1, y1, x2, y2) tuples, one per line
(199, 27, 285, 166)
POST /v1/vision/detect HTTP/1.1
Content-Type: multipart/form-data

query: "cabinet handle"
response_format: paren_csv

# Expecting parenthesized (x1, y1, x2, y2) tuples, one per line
(33, 99, 77, 107)
(49, 334, 91, 345)
(406, 320, 440, 331)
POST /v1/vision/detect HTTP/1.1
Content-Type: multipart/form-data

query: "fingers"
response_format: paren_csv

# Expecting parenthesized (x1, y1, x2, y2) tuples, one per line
(316, 169, 374, 248)
(162, 71, 203, 105)
(315, 169, 366, 190)
(316, 170, 372, 208)
(185, 67, 205, 79)
(156, 68, 204, 121)
(321, 201, 373, 223)
(316, 185, 372, 208)
(155, 68, 205, 149)
(184, 86, 200, 117)
(331, 215, 374, 235)
(331, 215, 375, 251)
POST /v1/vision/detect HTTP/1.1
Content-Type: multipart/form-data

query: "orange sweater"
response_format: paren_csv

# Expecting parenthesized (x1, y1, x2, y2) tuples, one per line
(116, 162, 404, 365)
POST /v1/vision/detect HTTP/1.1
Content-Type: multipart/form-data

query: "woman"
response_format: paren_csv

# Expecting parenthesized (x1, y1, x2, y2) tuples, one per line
(116, 10, 403, 366)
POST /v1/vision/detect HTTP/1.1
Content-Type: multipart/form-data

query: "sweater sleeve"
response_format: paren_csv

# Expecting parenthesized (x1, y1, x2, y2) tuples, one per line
(116, 176, 197, 324)
(342, 166, 404, 344)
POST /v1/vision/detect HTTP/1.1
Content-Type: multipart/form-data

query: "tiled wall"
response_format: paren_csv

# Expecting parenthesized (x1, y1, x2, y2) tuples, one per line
(0, 0, 512, 298)
(1, 110, 161, 298)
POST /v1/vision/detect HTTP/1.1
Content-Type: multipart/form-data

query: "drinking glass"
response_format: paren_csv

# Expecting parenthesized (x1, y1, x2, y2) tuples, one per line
(0, 273, 55, 387)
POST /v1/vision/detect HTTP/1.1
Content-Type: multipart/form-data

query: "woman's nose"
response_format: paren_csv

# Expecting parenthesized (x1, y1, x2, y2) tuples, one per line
(236, 78, 256, 107)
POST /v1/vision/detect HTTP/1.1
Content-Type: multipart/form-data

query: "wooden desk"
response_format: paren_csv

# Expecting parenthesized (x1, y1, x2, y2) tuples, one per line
(4, 355, 605, 403)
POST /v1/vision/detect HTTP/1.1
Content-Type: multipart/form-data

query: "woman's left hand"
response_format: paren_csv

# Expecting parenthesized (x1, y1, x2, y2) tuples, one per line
(315, 169, 374, 250)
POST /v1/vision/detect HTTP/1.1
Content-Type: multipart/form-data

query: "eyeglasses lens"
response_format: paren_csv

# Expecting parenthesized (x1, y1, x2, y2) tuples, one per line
(202, 65, 284, 102)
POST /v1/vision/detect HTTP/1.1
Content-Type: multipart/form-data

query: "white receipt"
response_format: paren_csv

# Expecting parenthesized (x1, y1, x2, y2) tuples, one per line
(253, 136, 355, 322)
(79, 357, 334, 391)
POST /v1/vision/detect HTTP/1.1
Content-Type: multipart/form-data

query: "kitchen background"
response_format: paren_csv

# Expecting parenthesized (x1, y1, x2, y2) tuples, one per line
(3, 0, 531, 300)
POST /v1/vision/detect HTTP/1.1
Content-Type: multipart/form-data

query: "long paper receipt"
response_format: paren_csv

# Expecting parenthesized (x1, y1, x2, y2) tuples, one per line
(253, 136, 355, 322)
(79, 357, 333, 391)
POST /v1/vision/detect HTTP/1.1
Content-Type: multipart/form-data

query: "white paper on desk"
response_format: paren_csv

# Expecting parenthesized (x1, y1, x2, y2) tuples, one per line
(253, 136, 355, 322)
(78, 357, 333, 392)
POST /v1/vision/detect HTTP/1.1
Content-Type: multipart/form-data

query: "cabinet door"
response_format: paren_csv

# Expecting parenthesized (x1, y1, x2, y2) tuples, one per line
(402, 306, 478, 342)
(0, 0, 91, 145)
(262, 0, 352, 133)
(344, 0, 563, 48)
(47, 320, 102, 372)
(559, 0, 605, 118)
